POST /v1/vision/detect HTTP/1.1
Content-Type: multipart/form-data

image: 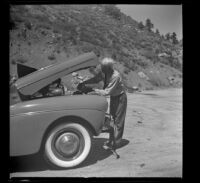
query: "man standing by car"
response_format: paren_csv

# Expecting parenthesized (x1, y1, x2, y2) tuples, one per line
(80, 58, 127, 150)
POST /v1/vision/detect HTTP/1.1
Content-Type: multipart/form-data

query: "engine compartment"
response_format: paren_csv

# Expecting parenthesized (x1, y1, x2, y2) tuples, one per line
(27, 80, 95, 100)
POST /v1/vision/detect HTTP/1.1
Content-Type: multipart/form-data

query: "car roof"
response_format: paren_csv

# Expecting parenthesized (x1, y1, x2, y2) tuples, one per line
(15, 52, 99, 96)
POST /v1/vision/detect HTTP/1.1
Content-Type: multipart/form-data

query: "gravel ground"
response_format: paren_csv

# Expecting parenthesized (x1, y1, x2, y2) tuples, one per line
(10, 88, 182, 177)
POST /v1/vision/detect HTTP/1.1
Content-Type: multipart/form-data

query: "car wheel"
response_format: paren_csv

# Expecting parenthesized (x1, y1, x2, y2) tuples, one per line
(44, 123, 91, 168)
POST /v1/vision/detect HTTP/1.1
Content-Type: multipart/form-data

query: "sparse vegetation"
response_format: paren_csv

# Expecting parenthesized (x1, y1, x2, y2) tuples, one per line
(24, 21, 32, 30)
(155, 29, 160, 35)
(41, 30, 47, 36)
(10, 19, 17, 30)
(104, 5, 121, 20)
(48, 54, 56, 60)
(168, 57, 182, 71)
(145, 18, 154, 32)
(171, 32, 178, 44)
(136, 58, 149, 68)
(138, 21, 145, 30)
(36, 23, 51, 30)
(124, 67, 131, 74)
(148, 75, 163, 87)
(140, 49, 157, 61)
(10, 5, 182, 89)
(17, 58, 27, 64)
(165, 33, 171, 41)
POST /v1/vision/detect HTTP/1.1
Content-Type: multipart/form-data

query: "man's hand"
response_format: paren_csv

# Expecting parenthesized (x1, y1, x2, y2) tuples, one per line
(88, 91, 99, 95)
(94, 89, 100, 94)
(94, 89, 104, 95)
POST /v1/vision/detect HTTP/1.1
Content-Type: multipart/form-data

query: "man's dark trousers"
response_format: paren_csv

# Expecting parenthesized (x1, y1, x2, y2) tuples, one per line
(109, 92, 127, 147)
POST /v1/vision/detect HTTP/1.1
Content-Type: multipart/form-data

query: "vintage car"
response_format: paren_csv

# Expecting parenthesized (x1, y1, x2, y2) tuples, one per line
(10, 52, 109, 168)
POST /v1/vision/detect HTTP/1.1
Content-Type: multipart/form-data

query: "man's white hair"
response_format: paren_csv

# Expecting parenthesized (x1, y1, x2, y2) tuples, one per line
(101, 58, 115, 69)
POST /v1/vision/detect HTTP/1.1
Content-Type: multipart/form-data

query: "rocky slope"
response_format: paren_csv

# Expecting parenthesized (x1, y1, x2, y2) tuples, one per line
(10, 5, 182, 91)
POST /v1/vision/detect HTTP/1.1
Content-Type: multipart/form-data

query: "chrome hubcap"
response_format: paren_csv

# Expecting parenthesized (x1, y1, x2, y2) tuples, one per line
(55, 132, 80, 157)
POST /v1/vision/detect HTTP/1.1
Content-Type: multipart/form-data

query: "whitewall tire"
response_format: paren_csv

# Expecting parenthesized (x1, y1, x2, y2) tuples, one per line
(44, 123, 91, 168)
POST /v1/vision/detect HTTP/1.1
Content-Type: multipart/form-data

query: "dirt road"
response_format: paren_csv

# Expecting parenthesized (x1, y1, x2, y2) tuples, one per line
(10, 88, 182, 177)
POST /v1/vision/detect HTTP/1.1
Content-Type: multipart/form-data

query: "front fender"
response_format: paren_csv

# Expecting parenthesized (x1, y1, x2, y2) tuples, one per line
(10, 108, 105, 156)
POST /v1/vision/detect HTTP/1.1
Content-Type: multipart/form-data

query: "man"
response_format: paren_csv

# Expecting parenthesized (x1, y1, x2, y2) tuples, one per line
(81, 58, 127, 149)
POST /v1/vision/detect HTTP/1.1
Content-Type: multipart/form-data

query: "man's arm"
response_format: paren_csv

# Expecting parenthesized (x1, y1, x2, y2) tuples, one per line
(95, 75, 120, 96)
(82, 72, 103, 85)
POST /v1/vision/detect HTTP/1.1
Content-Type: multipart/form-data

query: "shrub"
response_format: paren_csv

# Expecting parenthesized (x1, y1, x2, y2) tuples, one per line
(61, 23, 77, 34)
(126, 60, 138, 71)
(17, 58, 27, 64)
(145, 86, 154, 90)
(136, 58, 149, 68)
(159, 63, 164, 68)
(155, 48, 160, 54)
(171, 32, 179, 44)
(41, 30, 47, 36)
(48, 54, 56, 60)
(104, 5, 121, 20)
(80, 30, 99, 45)
(148, 76, 162, 87)
(155, 29, 160, 35)
(160, 57, 170, 66)
(169, 58, 182, 71)
(138, 21, 145, 30)
(21, 29, 27, 39)
(145, 18, 154, 32)
(163, 41, 172, 47)
(148, 73, 167, 87)
(53, 29, 59, 34)
(81, 44, 94, 53)
(33, 14, 50, 24)
(11, 14, 24, 24)
(24, 21, 32, 30)
(10, 19, 17, 30)
(140, 41, 152, 49)
(36, 23, 51, 30)
(140, 49, 156, 61)
(124, 67, 131, 74)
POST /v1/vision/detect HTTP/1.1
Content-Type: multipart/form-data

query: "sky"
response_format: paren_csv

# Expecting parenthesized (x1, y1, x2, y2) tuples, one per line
(117, 5, 182, 40)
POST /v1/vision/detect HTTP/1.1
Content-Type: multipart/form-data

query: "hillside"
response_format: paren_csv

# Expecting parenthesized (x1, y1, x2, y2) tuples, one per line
(9, 5, 182, 91)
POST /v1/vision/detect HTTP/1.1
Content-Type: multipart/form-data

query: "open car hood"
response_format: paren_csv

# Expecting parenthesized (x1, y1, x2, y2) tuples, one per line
(14, 52, 99, 96)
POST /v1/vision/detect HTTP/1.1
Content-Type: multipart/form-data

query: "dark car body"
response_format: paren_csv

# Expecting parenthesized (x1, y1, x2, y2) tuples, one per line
(10, 52, 108, 157)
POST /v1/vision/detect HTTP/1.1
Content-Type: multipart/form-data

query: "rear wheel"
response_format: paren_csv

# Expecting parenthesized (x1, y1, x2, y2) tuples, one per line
(44, 123, 91, 168)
